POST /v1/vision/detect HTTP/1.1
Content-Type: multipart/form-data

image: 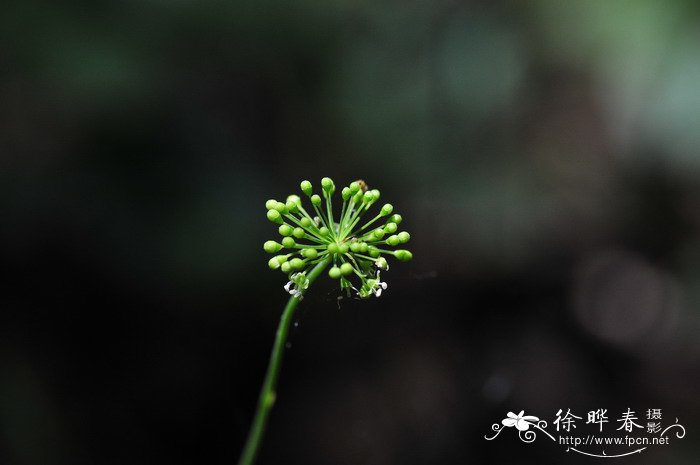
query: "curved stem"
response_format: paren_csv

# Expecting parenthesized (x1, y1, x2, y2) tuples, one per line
(237, 258, 331, 465)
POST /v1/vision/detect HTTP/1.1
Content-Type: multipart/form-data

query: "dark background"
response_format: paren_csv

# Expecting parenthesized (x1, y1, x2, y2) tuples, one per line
(2, 1, 700, 464)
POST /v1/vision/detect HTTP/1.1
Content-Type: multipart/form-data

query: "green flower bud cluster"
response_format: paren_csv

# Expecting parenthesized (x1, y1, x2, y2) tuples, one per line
(263, 178, 413, 298)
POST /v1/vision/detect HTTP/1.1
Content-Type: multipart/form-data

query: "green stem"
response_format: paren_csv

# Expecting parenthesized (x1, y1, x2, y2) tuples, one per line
(237, 257, 331, 465)
(353, 213, 383, 236)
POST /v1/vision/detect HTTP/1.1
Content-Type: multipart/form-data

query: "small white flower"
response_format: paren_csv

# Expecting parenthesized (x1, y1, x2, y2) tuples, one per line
(283, 273, 309, 299)
(374, 281, 388, 297)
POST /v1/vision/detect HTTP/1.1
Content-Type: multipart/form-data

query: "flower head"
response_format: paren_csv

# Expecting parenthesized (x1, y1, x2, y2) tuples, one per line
(264, 178, 413, 298)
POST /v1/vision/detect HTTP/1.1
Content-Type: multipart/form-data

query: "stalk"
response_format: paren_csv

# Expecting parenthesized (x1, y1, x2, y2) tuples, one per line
(237, 257, 331, 465)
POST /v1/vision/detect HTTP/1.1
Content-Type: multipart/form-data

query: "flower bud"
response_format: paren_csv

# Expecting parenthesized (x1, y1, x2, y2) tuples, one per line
(274, 201, 288, 214)
(293, 227, 305, 238)
(289, 258, 304, 271)
(281, 237, 296, 248)
(275, 255, 288, 264)
(285, 199, 298, 213)
(268, 257, 281, 269)
(395, 249, 413, 261)
(385, 235, 400, 246)
(368, 246, 380, 258)
(380, 203, 393, 216)
(321, 177, 334, 192)
(302, 248, 318, 259)
(327, 243, 339, 254)
(372, 228, 385, 240)
(338, 243, 349, 254)
(329, 266, 342, 279)
(300, 180, 313, 196)
(360, 242, 369, 253)
(363, 191, 374, 203)
(384, 222, 397, 233)
(265, 199, 277, 210)
(340, 263, 353, 276)
(371, 189, 380, 201)
(398, 231, 410, 243)
(264, 241, 283, 253)
(281, 261, 292, 273)
(267, 209, 282, 224)
(311, 194, 321, 206)
(390, 214, 402, 225)
(342, 187, 351, 200)
(300, 217, 312, 228)
(349, 181, 360, 193)
(376, 257, 388, 270)
(318, 226, 329, 237)
(350, 241, 361, 252)
(278, 224, 293, 236)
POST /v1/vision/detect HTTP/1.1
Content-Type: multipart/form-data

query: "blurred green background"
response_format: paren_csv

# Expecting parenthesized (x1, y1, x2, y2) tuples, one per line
(2, 0, 700, 464)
